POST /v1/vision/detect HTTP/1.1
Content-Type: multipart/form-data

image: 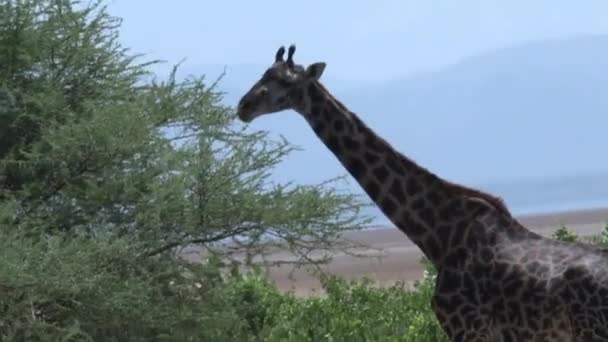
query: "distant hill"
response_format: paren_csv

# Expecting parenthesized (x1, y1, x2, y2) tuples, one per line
(340, 34, 608, 184)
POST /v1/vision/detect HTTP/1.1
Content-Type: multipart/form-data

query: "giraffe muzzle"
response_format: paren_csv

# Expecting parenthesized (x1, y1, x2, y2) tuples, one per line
(237, 101, 254, 122)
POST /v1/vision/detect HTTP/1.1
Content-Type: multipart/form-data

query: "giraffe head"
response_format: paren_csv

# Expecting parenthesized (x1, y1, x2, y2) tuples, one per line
(237, 44, 326, 122)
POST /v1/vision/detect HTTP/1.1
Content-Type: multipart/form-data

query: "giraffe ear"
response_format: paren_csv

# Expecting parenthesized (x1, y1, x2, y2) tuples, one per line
(305, 62, 326, 81)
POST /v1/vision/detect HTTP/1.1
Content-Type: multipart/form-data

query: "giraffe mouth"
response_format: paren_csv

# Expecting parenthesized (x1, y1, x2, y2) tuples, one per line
(238, 113, 253, 123)
(237, 111, 253, 123)
(236, 101, 254, 122)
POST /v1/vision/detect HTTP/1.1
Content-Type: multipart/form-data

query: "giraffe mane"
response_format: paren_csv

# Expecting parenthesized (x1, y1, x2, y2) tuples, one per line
(443, 181, 511, 217)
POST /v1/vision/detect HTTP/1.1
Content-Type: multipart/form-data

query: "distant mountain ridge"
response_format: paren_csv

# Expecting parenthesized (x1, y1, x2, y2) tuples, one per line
(339, 34, 608, 184)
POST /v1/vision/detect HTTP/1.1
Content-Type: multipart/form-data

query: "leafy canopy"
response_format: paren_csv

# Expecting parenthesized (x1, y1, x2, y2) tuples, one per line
(0, 0, 371, 265)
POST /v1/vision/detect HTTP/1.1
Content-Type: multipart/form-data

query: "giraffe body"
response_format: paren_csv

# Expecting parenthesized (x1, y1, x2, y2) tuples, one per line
(236, 45, 608, 341)
(433, 210, 608, 341)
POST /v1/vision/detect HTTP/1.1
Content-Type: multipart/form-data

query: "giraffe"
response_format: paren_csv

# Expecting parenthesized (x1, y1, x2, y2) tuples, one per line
(236, 44, 608, 341)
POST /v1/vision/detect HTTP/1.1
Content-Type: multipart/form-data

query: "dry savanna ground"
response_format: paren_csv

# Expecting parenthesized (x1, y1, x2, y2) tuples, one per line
(182, 207, 608, 297)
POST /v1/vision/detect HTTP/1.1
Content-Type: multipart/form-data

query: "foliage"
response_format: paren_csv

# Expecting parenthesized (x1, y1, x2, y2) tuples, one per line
(0, 225, 448, 341)
(600, 223, 608, 247)
(220, 270, 446, 342)
(0, 0, 370, 265)
(551, 225, 579, 242)
(0, 227, 251, 342)
(552, 223, 608, 248)
(0, 0, 376, 341)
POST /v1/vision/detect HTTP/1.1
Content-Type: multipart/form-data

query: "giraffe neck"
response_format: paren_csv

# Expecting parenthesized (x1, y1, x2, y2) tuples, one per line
(293, 81, 506, 266)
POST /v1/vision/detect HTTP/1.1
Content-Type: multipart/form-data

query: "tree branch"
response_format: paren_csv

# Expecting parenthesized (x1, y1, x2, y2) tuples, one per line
(139, 223, 260, 258)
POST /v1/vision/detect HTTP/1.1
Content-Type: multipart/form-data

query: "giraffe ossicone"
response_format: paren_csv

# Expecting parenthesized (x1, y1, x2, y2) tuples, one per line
(237, 44, 608, 341)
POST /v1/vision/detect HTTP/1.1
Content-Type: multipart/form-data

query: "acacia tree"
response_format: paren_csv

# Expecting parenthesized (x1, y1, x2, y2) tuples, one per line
(0, 0, 371, 269)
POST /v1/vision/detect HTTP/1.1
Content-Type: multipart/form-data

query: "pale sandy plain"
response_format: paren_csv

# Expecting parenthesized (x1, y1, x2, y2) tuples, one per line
(183, 207, 608, 297)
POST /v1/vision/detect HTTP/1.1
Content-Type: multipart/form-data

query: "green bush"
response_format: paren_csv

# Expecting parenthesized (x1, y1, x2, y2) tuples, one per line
(217, 270, 446, 342)
(0, 229, 447, 341)
(0, 228, 255, 341)
(600, 223, 608, 247)
(551, 225, 579, 242)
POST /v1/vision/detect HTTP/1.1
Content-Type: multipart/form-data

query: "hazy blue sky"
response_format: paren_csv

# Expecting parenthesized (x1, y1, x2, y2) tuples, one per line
(108, 1, 608, 82)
